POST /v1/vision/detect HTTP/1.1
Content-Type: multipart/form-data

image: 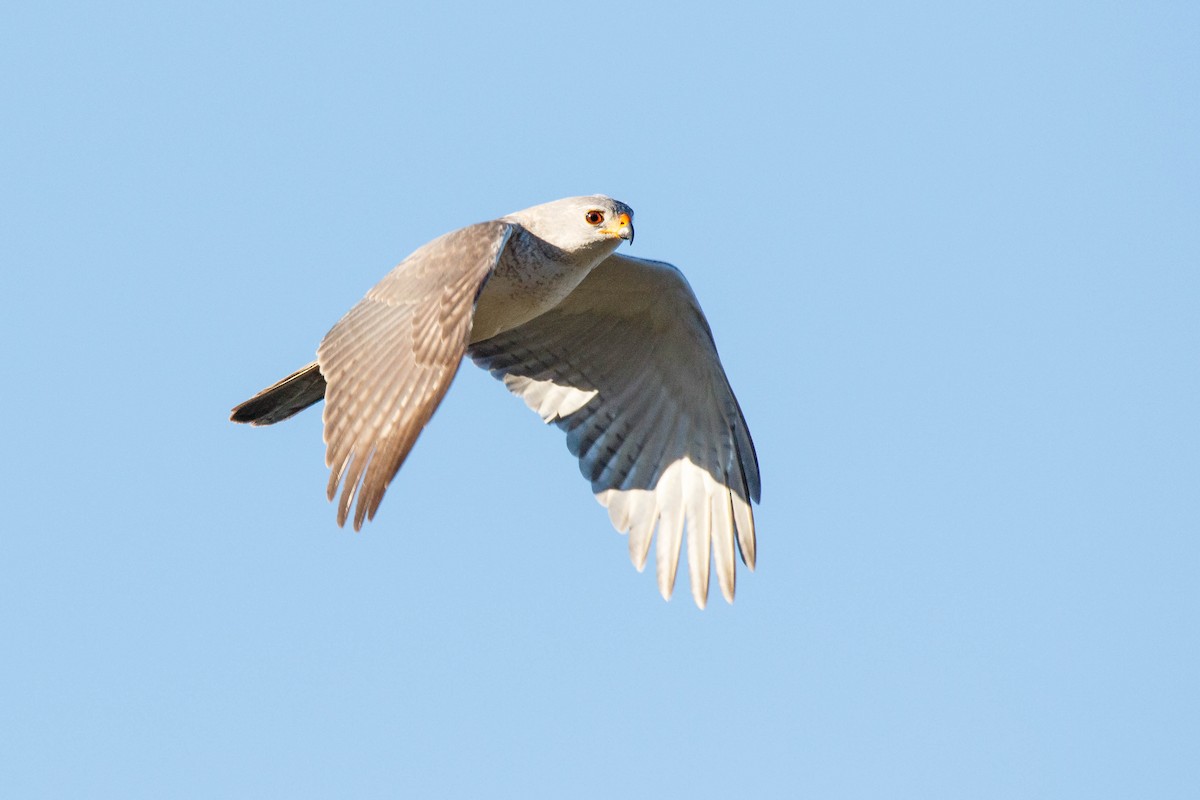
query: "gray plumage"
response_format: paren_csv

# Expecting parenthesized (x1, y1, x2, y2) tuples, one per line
(231, 196, 759, 607)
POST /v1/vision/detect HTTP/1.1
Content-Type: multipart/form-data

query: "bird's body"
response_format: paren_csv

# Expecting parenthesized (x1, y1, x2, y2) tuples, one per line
(232, 196, 759, 607)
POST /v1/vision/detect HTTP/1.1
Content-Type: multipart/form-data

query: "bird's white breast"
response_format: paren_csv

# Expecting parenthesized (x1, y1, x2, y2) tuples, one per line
(469, 227, 618, 343)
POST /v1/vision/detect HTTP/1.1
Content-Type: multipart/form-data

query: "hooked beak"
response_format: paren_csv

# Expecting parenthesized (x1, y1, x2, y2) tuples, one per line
(600, 212, 634, 245)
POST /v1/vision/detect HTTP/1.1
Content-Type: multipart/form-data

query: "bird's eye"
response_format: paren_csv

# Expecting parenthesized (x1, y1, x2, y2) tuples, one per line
(585, 210, 605, 226)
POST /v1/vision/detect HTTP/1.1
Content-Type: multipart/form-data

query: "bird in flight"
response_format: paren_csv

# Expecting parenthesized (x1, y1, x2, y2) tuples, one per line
(231, 196, 760, 607)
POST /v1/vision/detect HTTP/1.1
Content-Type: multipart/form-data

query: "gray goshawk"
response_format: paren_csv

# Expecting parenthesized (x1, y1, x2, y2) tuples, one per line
(231, 196, 760, 607)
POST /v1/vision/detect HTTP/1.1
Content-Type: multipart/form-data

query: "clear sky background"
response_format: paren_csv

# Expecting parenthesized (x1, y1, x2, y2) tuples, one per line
(2, 2, 1197, 797)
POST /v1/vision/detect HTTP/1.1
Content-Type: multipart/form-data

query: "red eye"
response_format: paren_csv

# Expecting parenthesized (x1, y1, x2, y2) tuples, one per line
(585, 210, 605, 225)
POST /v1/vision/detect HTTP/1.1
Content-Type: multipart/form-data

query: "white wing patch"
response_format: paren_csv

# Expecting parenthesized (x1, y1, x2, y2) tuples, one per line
(597, 457, 755, 608)
(503, 375, 599, 422)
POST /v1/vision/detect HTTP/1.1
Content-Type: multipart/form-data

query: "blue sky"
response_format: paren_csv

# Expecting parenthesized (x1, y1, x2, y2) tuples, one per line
(2, 2, 1197, 797)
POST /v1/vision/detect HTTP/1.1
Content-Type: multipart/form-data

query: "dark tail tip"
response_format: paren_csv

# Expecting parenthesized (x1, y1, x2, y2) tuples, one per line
(230, 361, 327, 426)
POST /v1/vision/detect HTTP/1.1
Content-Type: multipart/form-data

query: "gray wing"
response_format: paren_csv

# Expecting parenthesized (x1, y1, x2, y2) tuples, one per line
(319, 220, 515, 530)
(469, 253, 760, 607)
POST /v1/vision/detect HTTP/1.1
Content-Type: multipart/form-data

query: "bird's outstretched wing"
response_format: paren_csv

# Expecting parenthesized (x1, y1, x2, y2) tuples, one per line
(469, 253, 760, 607)
(319, 221, 514, 530)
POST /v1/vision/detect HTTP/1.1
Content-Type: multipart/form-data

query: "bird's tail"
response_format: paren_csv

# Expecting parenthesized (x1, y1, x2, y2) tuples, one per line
(230, 361, 327, 425)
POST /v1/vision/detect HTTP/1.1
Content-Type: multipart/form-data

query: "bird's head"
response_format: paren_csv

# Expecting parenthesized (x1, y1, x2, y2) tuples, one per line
(505, 195, 635, 257)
